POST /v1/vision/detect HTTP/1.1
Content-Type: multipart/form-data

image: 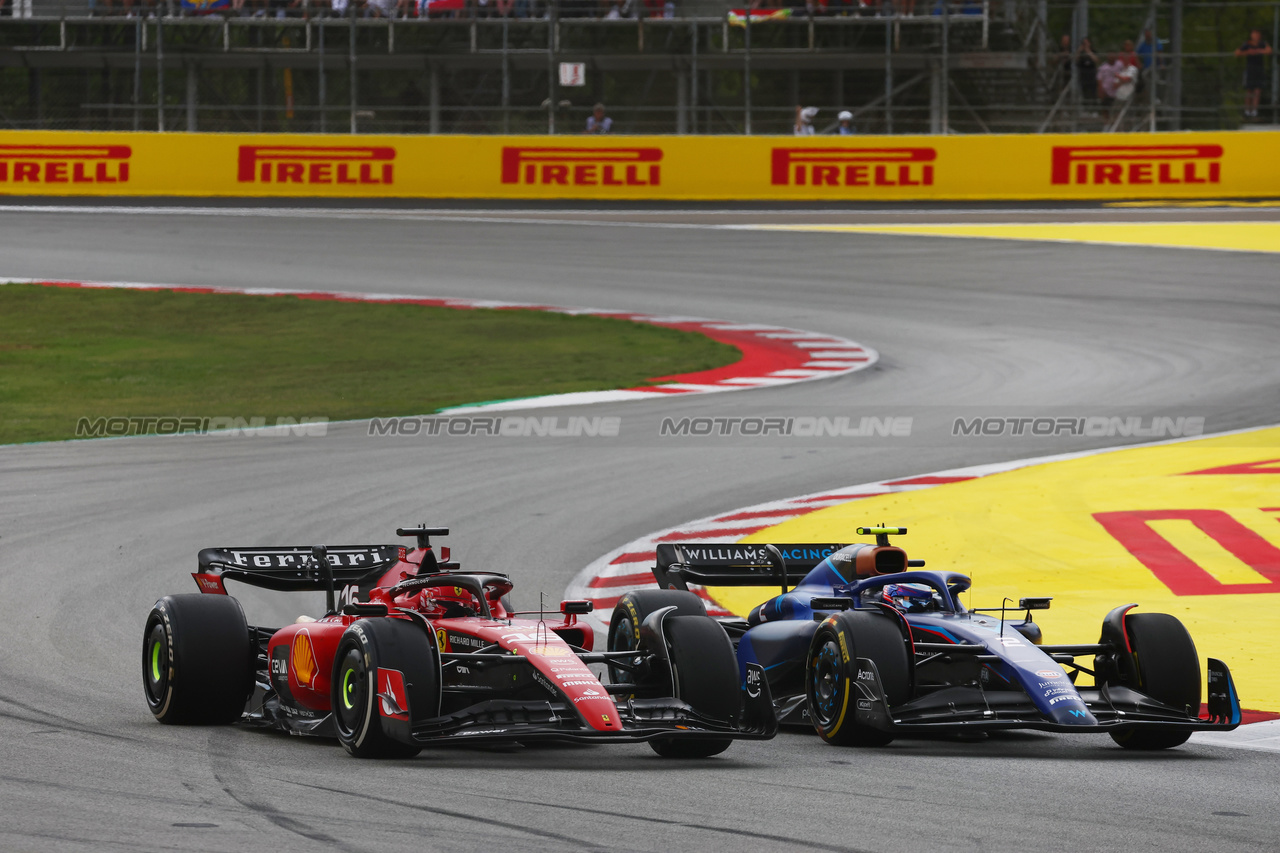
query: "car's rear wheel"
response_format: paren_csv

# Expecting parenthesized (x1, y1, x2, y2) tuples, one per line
(1109, 613, 1199, 751)
(331, 618, 437, 759)
(607, 589, 706, 685)
(649, 615, 739, 758)
(142, 594, 254, 725)
(806, 611, 910, 747)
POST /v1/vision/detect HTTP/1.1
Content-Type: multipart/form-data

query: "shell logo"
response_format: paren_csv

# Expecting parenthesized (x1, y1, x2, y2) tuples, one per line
(530, 645, 570, 657)
(291, 630, 318, 688)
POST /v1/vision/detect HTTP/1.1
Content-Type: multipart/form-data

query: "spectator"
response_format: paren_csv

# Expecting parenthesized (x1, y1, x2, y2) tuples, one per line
(1117, 39, 1140, 70)
(1075, 37, 1099, 107)
(1136, 29, 1162, 70)
(586, 103, 613, 133)
(1054, 33, 1073, 92)
(1097, 55, 1124, 112)
(365, 0, 402, 15)
(794, 105, 818, 135)
(603, 0, 633, 17)
(639, 0, 668, 17)
(1115, 62, 1139, 101)
(836, 109, 854, 134)
(1236, 29, 1273, 120)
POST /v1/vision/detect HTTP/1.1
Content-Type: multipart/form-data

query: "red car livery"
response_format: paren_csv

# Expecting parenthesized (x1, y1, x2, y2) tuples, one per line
(143, 526, 774, 758)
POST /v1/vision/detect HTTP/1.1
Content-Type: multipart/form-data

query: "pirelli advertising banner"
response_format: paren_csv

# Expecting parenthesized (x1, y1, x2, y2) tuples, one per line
(0, 129, 1276, 201)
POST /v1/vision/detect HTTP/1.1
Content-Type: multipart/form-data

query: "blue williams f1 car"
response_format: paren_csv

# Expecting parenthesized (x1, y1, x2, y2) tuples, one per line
(608, 527, 1242, 750)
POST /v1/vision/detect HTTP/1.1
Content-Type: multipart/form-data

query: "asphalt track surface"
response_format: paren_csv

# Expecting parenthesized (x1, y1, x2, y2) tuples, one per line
(2, 205, 1279, 852)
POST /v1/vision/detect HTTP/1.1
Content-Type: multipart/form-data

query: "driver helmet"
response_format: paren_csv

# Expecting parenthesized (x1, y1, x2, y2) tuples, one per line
(423, 583, 479, 617)
(882, 582, 936, 612)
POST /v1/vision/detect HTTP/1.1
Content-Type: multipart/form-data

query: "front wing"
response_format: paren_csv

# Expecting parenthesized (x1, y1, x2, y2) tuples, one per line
(407, 694, 778, 746)
(850, 656, 1243, 736)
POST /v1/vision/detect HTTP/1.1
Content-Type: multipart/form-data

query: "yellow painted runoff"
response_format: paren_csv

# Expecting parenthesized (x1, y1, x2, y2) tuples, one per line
(709, 427, 1280, 712)
(748, 222, 1280, 254)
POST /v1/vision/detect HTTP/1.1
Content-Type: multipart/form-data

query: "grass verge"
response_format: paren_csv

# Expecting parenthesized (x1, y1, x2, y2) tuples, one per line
(0, 284, 740, 444)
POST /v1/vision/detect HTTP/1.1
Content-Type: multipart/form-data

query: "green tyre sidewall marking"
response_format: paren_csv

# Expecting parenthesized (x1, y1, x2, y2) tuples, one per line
(342, 667, 356, 710)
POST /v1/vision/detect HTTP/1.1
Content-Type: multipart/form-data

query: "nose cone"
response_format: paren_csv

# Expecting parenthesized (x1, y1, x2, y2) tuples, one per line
(519, 641, 621, 732)
(1049, 703, 1098, 726)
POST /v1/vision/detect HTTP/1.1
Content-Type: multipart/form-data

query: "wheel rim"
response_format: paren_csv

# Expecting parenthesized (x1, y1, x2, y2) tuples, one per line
(333, 647, 367, 738)
(143, 622, 169, 705)
(810, 638, 844, 727)
(608, 615, 637, 684)
(341, 668, 357, 710)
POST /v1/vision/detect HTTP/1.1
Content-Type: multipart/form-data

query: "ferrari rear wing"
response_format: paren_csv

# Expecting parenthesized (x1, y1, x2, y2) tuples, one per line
(193, 545, 405, 594)
(654, 543, 848, 591)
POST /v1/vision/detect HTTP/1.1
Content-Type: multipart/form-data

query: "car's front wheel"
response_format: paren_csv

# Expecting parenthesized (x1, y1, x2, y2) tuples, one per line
(331, 618, 437, 759)
(607, 589, 706, 685)
(1109, 613, 1199, 750)
(806, 611, 910, 747)
(649, 615, 739, 759)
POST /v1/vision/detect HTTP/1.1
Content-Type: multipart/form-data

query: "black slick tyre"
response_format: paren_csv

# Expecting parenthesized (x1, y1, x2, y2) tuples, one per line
(649, 615, 739, 758)
(331, 618, 438, 759)
(607, 589, 706, 684)
(806, 611, 910, 747)
(142, 594, 253, 725)
(1110, 613, 1200, 750)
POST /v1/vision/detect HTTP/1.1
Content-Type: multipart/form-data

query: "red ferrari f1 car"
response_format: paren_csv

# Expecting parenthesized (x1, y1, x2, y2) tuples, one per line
(143, 526, 775, 758)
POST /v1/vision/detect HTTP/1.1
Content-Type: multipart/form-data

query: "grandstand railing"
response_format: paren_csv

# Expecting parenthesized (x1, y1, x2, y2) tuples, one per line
(0, 2, 1275, 134)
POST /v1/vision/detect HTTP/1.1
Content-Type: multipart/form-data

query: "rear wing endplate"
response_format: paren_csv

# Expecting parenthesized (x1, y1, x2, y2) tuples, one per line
(653, 543, 848, 591)
(194, 545, 405, 593)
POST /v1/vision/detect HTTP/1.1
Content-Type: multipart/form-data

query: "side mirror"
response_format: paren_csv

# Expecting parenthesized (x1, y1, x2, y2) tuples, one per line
(1019, 597, 1052, 611)
(561, 600, 593, 615)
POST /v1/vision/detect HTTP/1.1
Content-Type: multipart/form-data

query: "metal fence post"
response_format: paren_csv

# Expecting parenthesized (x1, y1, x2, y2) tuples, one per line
(691, 19, 698, 135)
(677, 71, 687, 134)
(349, 8, 358, 134)
(548, 1, 558, 135)
(430, 64, 440, 134)
(1148, 0, 1158, 131)
(156, 18, 164, 132)
(884, 16, 893, 134)
(1170, 0, 1182, 129)
(186, 62, 197, 132)
(502, 17, 510, 134)
(1273, 3, 1279, 123)
(744, 14, 752, 135)
(942, 4, 950, 134)
(132, 17, 141, 132)
(319, 19, 326, 134)
(1036, 0, 1047, 82)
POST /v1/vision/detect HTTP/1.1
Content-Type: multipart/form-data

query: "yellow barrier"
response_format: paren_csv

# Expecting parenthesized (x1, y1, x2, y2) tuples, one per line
(1, 129, 1277, 201)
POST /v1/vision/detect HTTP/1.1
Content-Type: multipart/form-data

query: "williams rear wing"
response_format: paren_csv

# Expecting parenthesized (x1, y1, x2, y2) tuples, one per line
(653, 543, 848, 591)
(193, 545, 406, 595)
